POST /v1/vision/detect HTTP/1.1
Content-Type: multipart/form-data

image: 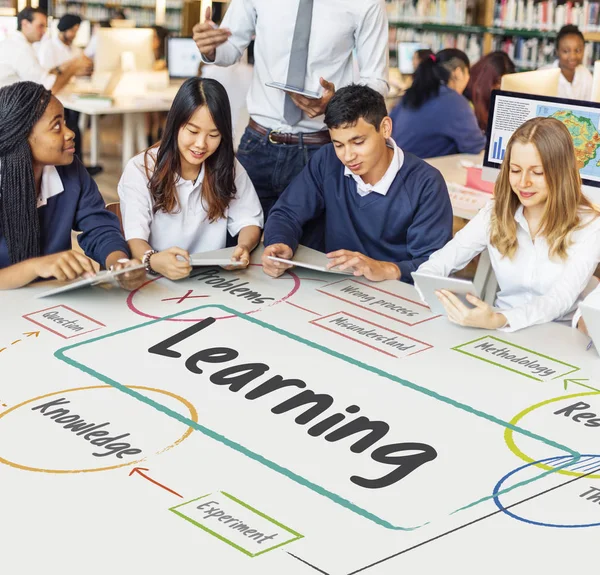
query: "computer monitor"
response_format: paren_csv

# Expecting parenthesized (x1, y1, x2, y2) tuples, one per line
(397, 42, 428, 75)
(94, 28, 154, 73)
(500, 68, 561, 97)
(0, 15, 17, 42)
(167, 37, 201, 79)
(483, 90, 600, 203)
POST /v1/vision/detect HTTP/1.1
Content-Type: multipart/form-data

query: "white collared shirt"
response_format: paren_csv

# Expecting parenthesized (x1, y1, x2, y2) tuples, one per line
(0, 31, 55, 90)
(543, 60, 593, 101)
(344, 139, 404, 197)
(118, 151, 264, 253)
(417, 201, 600, 332)
(38, 36, 81, 71)
(202, 0, 389, 133)
(37, 165, 64, 207)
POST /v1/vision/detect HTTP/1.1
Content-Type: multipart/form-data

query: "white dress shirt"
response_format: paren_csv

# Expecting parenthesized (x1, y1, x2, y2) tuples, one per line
(417, 201, 600, 332)
(38, 36, 80, 71)
(344, 139, 404, 197)
(0, 31, 55, 90)
(203, 0, 389, 133)
(118, 151, 264, 253)
(542, 60, 593, 101)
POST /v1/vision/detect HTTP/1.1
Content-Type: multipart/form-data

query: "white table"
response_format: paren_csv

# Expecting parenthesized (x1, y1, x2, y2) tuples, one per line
(59, 86, 179, 169)
(1, 246, 598, 574)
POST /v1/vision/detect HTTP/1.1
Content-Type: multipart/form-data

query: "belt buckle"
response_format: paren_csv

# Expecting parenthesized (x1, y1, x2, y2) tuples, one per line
(268, 128, 282, 144)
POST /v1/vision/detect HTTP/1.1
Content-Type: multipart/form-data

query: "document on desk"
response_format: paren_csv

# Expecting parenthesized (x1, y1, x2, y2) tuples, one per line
(447, 182, 490, 216)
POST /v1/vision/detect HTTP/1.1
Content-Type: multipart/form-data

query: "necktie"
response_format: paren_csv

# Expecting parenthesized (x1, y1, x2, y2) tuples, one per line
(283, 0, 314, 126)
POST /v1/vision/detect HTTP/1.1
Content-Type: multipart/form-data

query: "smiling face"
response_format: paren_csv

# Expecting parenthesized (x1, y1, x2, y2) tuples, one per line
(329, 117, 392, 181)
(27, 96, 76, 167)
(508, 141, 549, 209)
(558, 34, 584, 73)
(177, 105, 222, 178)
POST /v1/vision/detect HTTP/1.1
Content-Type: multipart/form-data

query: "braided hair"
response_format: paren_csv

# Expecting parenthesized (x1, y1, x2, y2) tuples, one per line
(0, 81, 52, 264)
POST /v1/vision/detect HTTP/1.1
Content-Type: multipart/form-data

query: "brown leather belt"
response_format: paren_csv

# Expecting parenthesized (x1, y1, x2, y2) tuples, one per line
(249, 118, 331, 145)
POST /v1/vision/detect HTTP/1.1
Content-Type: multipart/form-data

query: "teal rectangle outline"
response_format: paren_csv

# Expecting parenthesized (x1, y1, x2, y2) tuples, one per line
(452, 335, 580, 382)
(169, 492, 303, 557)
(54, 304, 580, 531)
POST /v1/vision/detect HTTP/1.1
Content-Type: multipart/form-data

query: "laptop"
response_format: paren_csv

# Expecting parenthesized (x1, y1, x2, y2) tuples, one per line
(581, 304, 600, 354)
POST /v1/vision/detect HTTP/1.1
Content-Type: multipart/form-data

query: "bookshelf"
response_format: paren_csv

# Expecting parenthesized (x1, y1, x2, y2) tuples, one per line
(387, 0, 600, 70)
(53, 0, 184, 33)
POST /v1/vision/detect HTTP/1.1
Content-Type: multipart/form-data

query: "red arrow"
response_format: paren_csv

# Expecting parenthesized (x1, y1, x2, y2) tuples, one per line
(128, 467, 183, 498)
(23, 331, 40, 338)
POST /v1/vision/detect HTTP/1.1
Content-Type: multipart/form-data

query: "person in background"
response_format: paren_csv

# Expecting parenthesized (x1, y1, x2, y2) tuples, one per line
(192, 1, 389, 221)
(416, 117, 600, 332)
(0, 8, 91, 93)
(146, 25, 170, 147)
(464, 51, 516, 131)
(412, 48, 434, 74)
(0, 82, 145, 290)
(540, 25, 592, 101)
(390, 49, 485, 158)
(118, 78, 263, 281)
(38, 14, 94, 168)
(261, 84, 452, 283)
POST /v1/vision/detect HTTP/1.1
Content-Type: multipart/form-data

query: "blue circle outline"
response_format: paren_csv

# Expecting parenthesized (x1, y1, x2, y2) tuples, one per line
(493, 454, 600, 528)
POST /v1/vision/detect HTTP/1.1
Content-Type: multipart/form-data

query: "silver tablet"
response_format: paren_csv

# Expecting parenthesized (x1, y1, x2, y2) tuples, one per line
(411, 271, 483, 315)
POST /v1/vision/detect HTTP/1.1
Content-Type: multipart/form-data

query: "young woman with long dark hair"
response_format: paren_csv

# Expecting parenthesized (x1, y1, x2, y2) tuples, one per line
(390, 49, 485, 158)
(118, 77, 263, 280)
(0, 81, 144, 289)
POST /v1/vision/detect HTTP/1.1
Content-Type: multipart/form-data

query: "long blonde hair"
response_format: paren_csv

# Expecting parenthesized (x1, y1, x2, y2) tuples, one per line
(491, 116, 599, 259)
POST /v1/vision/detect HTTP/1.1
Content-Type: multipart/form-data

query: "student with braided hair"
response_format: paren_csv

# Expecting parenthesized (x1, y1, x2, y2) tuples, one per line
(0, 81, 145, 290)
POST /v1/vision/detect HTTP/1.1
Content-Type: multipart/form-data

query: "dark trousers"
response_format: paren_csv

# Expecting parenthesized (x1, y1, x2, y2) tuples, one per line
(235, 125, 327, 250)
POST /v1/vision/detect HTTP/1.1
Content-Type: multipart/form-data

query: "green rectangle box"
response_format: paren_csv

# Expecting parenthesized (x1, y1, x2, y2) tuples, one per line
(170, 491, 303, 557)
(452, 335, 580, 382)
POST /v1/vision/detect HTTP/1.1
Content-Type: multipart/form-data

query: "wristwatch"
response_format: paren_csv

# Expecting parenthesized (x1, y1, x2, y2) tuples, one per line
(142, 249, 159, 276)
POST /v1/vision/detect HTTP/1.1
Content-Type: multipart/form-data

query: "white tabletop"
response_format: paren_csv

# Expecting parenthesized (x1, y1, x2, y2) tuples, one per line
(1, 245, 598, 574)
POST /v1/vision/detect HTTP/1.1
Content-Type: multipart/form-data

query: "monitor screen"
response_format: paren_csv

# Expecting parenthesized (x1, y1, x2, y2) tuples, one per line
(484, 90, 600, 190)
(397, 42, 428, 75)
(168, 37, 201, 79)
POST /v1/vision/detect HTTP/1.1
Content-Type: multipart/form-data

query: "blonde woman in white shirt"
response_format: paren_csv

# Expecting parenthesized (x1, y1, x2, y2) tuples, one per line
(118, 77, 263, 280)
(416, 116, 600, 332)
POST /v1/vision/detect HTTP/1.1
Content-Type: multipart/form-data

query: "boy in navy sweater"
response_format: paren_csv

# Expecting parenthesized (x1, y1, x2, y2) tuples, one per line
(262, 85, 453, 283)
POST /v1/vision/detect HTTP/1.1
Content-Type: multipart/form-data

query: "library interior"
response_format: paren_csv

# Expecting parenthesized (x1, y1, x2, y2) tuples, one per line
(1, 0, 600, 574)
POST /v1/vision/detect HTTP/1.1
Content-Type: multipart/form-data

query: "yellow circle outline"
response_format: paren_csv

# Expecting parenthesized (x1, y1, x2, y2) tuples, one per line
(505, 390, 600, 479)
(0, 385, 198, 473)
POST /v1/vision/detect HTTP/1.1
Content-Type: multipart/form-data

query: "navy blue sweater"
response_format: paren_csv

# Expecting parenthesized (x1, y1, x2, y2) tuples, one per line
(0, 158, 129, 270)
(390, 86, 486, 158)
(264, 145, 453, 283)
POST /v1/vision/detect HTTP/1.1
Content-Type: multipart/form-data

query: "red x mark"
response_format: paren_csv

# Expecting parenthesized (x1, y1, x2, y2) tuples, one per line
(161, 290, 210, 304)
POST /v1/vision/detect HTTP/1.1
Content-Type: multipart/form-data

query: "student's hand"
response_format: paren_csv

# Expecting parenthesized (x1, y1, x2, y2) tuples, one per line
(262, 244, 294, 278)
(223, 244, 251, 270)
(577, 316, 589, 336)
(326, 250, 400, 281)
(286, 78, 335, 119)
(33, 250, 96, 281)
(435, 290, 507, 329)
(74, 54, 93, 76)
(192, 7, 231, 61)
(110, 258, 147, 291)
(149, 247, 192, 280)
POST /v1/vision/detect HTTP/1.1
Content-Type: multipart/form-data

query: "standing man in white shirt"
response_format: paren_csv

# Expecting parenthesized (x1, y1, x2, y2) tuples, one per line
(0, 8, 90, 93)
(192, 0, 389, 221)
